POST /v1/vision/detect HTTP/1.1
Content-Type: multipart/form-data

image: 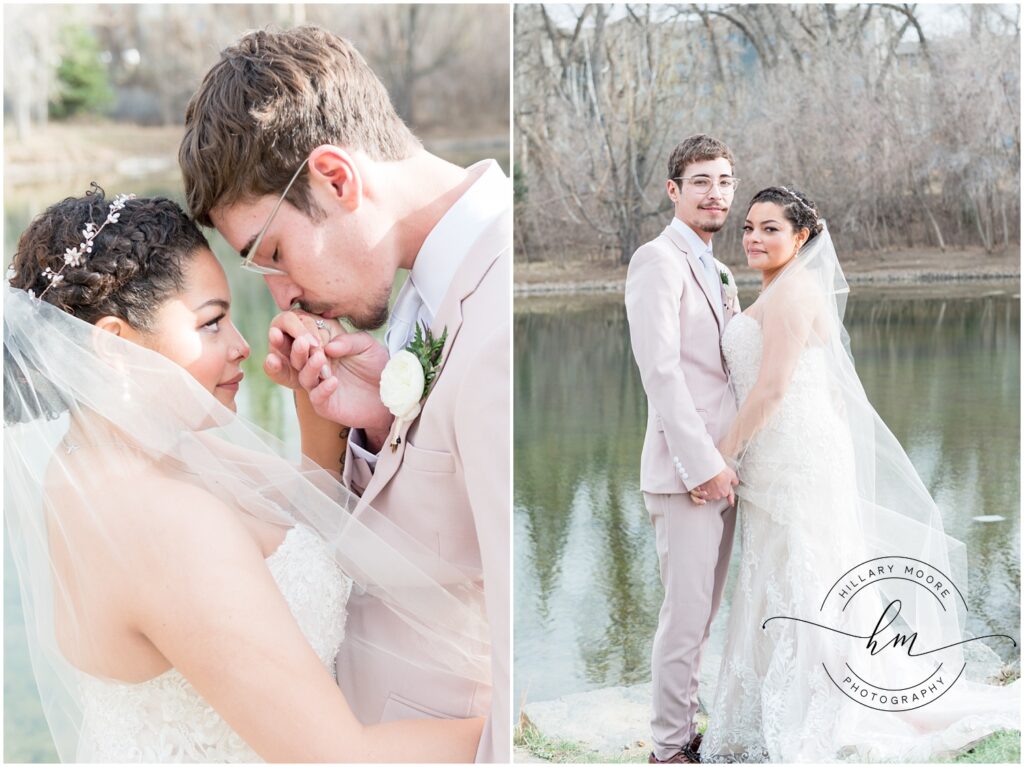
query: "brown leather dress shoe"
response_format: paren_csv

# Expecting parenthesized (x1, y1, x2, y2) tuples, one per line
(648, 743, 701, 763)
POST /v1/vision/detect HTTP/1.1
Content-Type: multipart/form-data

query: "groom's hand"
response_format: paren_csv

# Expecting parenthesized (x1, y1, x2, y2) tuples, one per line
(297, 330, 394, 442)
(304, 332, 393, 436)
(265, 312, 393, 439)
(694, 466, 739, 506)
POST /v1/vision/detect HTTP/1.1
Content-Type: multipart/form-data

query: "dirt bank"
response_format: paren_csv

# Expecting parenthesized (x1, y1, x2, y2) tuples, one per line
(516, 245, 1020, 296)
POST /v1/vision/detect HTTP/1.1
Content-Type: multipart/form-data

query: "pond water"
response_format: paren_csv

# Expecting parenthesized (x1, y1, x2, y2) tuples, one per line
(513, 286, 1021, 708)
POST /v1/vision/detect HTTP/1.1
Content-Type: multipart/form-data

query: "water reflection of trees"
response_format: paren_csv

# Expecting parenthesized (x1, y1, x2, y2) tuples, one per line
(514, 301, 648, 623)
(515, 291, 1020, 694)
(846, 295, 1020, 656)
(514, 299, 662, 687)
(577, 472, 661, 687)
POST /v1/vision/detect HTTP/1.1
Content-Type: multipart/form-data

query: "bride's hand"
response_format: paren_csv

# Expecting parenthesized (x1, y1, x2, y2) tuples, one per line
(693, 465, 739, 506)
(265, 311, 343, 390)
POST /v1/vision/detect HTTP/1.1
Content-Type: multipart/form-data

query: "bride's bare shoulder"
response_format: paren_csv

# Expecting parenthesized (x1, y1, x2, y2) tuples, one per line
(767, 268, 829, 316)
(47, 460, 257, 561)
(773, 266, 818, 298)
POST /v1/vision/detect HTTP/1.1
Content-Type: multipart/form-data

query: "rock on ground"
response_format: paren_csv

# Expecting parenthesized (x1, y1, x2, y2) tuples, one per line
(520, 649, 720, 758)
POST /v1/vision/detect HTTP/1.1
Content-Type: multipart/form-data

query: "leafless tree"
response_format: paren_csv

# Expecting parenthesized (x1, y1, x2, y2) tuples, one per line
(517, 4, 696, 263)
(4, 4, 68, 138)
(5, 4, 509, 138)
(352, 5, 466, 126)
(515, 3, 1020, 264)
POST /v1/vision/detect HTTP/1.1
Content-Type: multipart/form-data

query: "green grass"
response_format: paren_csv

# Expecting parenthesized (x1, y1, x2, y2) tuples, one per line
(947, 730, 1021, 764)
(515, 714, 651, 763)
(517, 712, 1020, 764)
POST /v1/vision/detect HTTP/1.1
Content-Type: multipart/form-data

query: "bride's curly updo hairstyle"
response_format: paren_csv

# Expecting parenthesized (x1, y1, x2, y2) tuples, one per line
(5, 185, 210, 425)
(8, 184, 209, 332)
(747, 187, 823, 243)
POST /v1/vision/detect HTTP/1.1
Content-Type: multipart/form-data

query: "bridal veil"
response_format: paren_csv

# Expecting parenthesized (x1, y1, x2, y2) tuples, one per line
(717, 223, 1018, 760)
(4, 283, 491, 760)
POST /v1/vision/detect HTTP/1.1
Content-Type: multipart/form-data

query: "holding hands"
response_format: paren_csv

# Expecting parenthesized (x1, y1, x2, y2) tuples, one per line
(688, 464, 739, 507)
(690, 431, 742, 506)
(265, 311, 394, 450)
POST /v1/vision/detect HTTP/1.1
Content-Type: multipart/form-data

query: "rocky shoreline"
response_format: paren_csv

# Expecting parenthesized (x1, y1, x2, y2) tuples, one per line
(516, 646, 721, 762)
(515, 245, 1020, 298)
(516, 657, 1021, 763)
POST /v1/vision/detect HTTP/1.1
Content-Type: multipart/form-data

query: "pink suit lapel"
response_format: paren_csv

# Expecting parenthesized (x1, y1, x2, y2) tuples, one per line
(356, 238, 507, 509)
(662, 226, 724, 333)
(661, 225, 731, 375)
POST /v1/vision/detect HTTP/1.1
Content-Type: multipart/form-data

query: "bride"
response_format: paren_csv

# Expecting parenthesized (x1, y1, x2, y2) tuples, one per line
(4, 187, 488, 762)
(695, 187, 1019, 762)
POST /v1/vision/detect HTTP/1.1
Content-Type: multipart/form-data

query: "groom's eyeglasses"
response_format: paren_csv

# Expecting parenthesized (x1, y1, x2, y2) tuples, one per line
(239, 158, 309, 276)
(673, 176, 740, 195)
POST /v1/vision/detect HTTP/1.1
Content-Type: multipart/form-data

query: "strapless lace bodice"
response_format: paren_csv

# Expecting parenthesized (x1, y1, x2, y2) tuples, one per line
(721, 313, 856, 527)
(76, 524, 352, 762)
(722, 313, 834, 437)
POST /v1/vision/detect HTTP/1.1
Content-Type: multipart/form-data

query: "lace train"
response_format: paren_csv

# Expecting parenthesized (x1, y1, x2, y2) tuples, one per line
(702, 314, 1019, 763)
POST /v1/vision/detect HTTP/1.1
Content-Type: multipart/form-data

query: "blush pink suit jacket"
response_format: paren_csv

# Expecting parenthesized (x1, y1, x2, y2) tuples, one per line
(625, 224, 739, 493)
(338, 213, 511, 763)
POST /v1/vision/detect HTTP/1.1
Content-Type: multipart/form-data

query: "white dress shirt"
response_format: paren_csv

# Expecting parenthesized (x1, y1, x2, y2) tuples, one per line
(670, 217, 722, 322)
(350, 159, 511, 464)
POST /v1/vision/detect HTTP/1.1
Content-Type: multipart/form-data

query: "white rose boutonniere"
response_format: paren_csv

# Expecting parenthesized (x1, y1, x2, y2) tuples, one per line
(380, 350, 424, 422)
(720, 269, 739, 311)
(380, 322, 448, 451)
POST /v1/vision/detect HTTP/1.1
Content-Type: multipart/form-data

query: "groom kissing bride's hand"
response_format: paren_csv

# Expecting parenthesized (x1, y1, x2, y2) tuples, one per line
(264, 310, 394, 449)
(179, 25, 511, 761)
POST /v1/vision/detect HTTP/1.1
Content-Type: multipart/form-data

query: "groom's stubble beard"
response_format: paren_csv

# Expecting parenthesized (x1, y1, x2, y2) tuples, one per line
(698, 220, 725, 235)
(694, 204, 730, 236)
(349, 294, 390, 332)
(299, 281, 391, 331)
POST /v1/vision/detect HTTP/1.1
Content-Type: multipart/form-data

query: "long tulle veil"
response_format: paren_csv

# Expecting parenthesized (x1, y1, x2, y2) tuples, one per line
(720, 222, 1018, 759)
(3, 283, 491, 760)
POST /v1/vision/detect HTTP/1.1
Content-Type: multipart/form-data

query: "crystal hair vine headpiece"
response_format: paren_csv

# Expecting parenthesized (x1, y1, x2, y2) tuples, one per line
(777, 186, 816, 216)
(31, 193, 136, 301)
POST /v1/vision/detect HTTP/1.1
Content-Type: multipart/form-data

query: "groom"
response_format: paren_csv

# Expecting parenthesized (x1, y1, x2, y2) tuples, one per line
(624, 134, 741, 764)
(178, 26, 510, 762)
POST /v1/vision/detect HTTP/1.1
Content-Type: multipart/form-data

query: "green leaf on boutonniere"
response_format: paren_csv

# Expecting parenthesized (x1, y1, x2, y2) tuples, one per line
(720, 269, 730, 285)
(407, 321, 448, 390)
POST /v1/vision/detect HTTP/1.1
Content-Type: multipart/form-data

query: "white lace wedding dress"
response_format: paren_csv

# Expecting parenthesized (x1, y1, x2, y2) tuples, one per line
(702, 313, 1019, 763)
(75, 524, 352, 762)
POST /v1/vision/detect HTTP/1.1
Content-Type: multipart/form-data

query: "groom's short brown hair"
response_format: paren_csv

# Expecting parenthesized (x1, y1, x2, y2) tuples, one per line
(667, 134, 735, 182)
(179, 26, 421, 227)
